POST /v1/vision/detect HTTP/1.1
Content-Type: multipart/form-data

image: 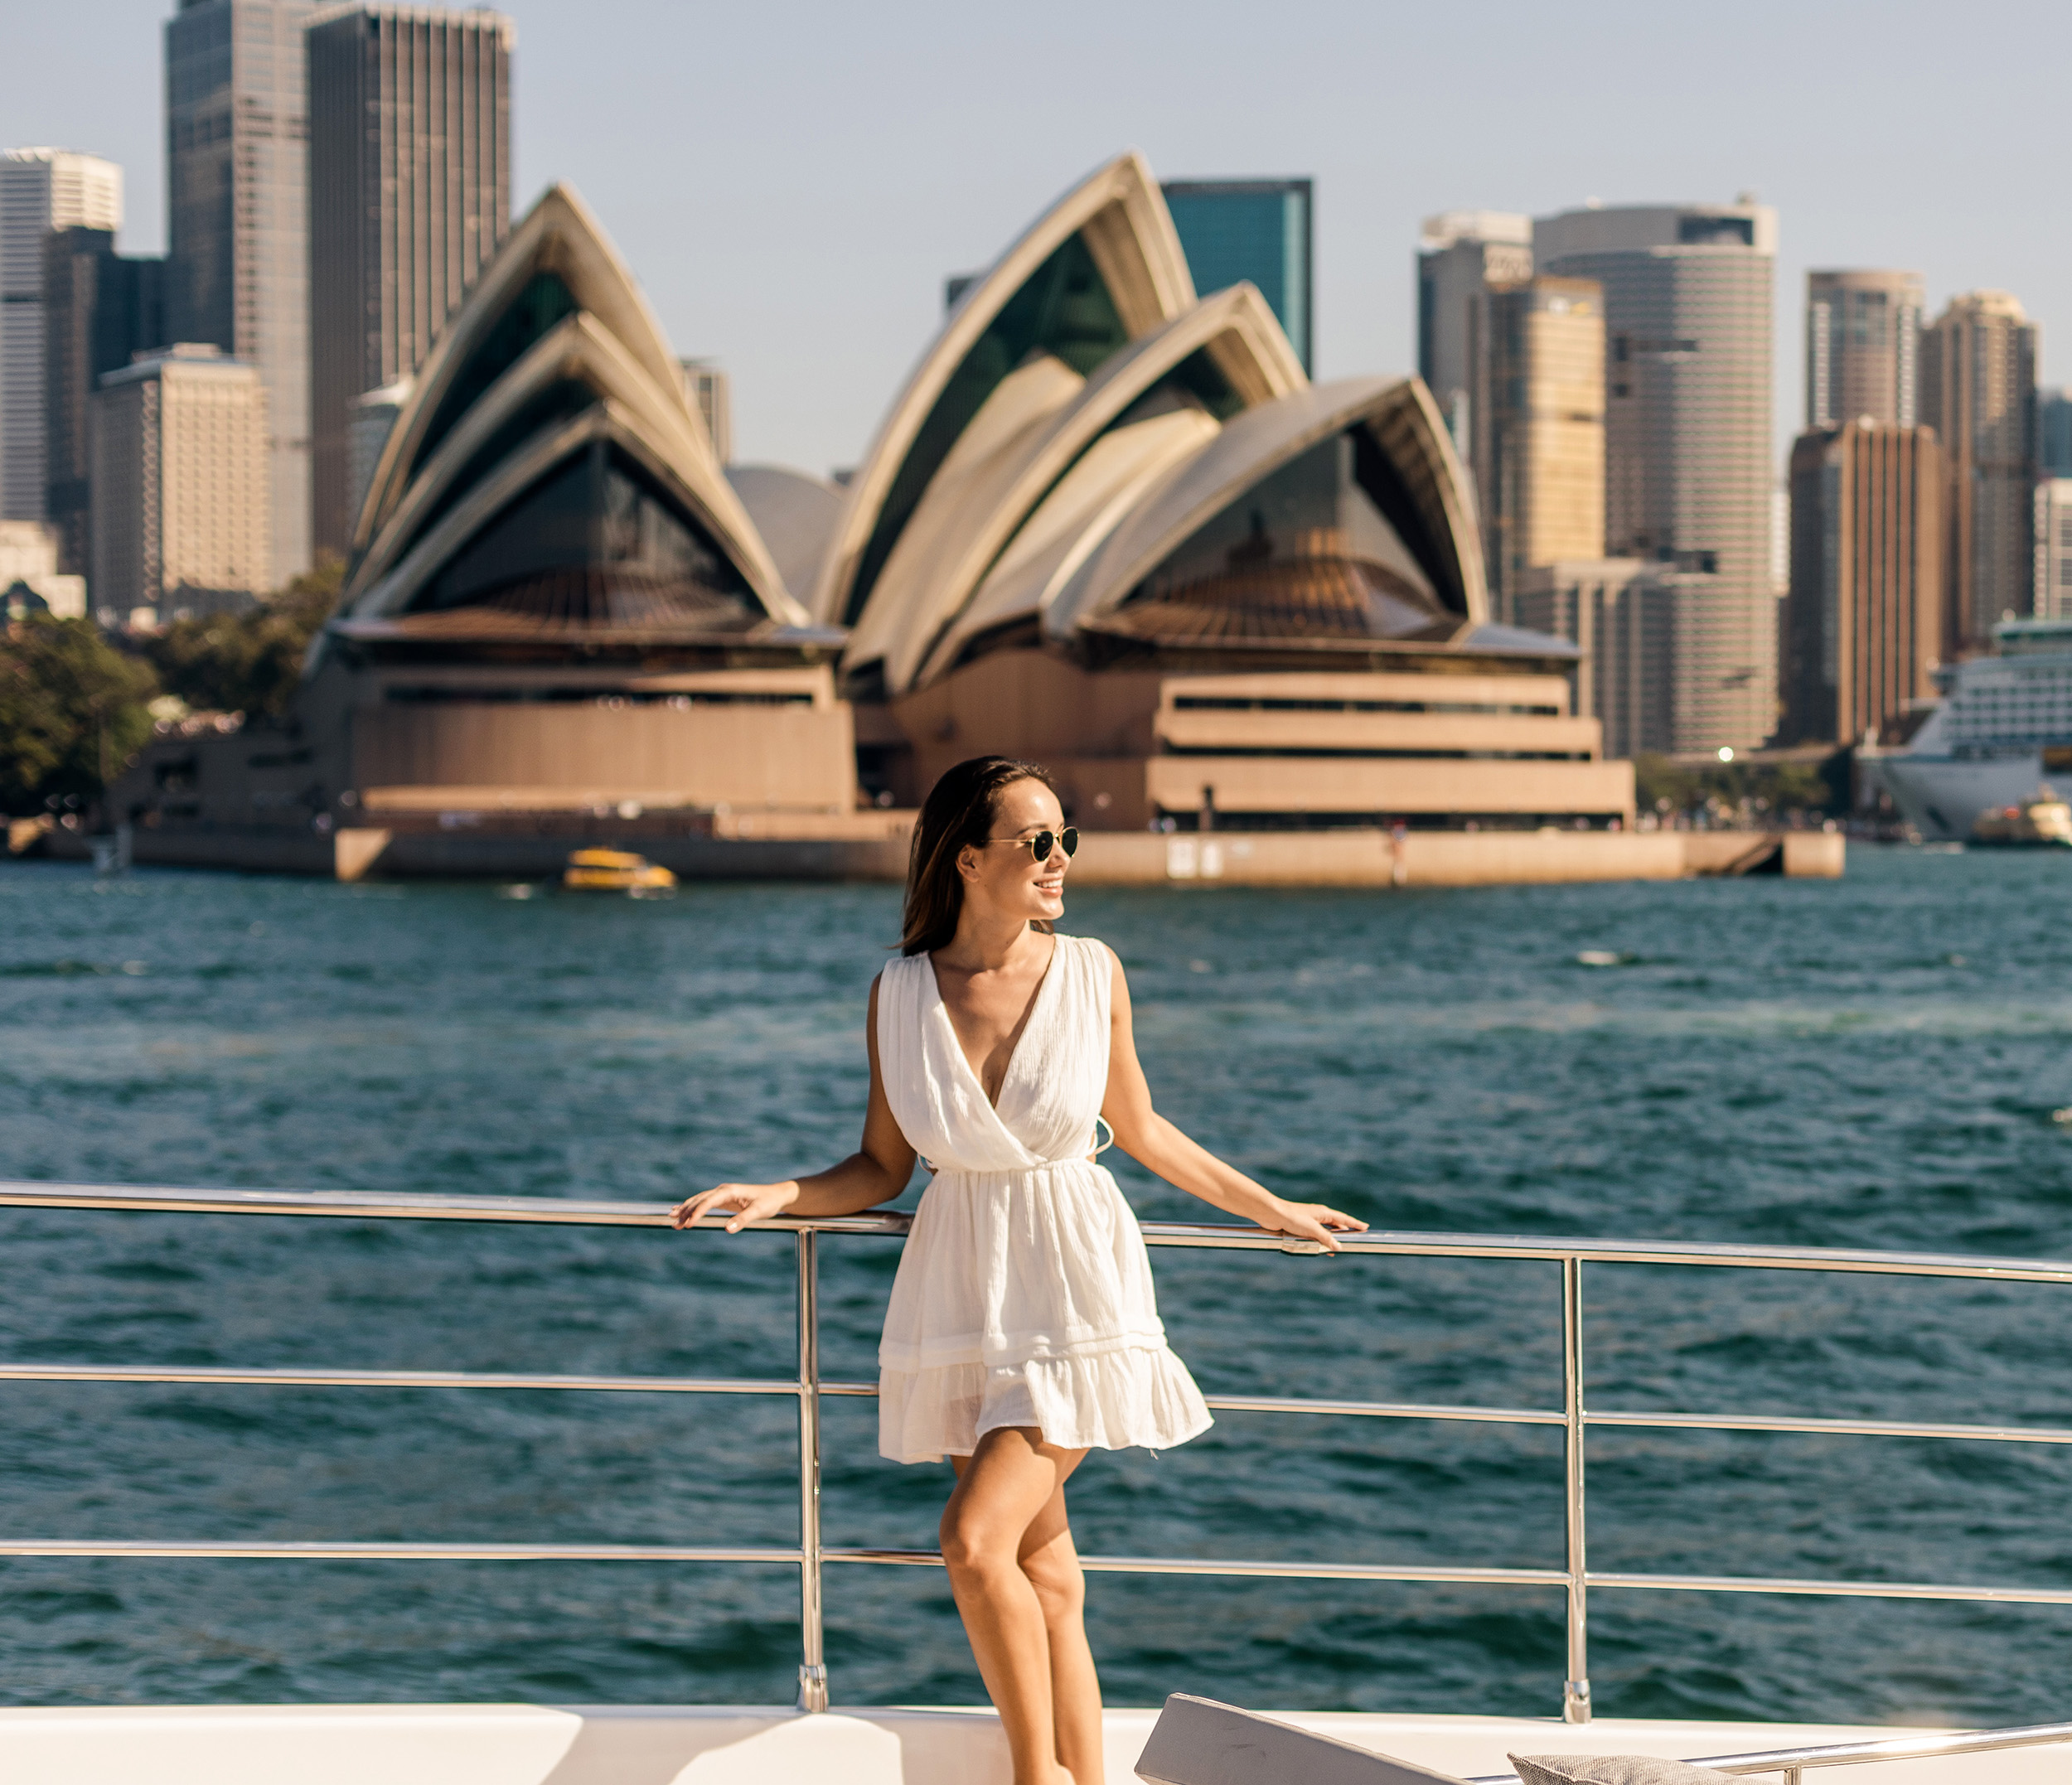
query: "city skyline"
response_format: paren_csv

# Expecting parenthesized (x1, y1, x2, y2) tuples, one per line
(2, 0, 2062, 480)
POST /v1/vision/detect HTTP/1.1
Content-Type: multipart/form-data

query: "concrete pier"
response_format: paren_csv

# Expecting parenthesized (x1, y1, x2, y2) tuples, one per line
(39, 815, 1844, 886)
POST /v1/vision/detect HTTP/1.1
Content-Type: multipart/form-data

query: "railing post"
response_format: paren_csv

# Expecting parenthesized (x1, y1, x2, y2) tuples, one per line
(796, 1227, 828, 1712)
(1562, 1254, 1591, 1723)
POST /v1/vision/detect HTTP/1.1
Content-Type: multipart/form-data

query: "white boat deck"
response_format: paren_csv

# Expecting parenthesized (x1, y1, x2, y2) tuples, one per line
(2, 1704, 2059, 1785)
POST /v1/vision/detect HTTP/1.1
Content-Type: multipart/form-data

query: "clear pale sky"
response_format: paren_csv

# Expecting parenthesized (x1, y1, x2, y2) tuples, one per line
(4, 0, 2065, 478)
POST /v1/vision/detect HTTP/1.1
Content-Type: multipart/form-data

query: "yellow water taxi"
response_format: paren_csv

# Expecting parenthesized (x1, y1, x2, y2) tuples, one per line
(562, 849, 678, 892)
(1969, 789, 2072, 848)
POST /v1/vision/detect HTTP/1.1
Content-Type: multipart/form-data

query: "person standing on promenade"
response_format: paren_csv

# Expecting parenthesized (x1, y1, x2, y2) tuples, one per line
(674, 755, 1364, 1785)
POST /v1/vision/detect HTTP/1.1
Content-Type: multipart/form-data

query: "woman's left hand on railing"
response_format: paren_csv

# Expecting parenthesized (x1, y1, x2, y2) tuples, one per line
(671, 1181, 802, 1235)
(1260, 1198, 1368, 1252)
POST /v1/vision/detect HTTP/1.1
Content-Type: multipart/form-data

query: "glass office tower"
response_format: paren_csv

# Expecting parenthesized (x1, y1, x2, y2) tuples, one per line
(1162, 179, 1313, 373)
(165, 0, 319, 583)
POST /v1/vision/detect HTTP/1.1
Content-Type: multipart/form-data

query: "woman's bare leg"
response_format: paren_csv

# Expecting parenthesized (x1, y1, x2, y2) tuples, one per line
(944, 1428, 1098, 1785)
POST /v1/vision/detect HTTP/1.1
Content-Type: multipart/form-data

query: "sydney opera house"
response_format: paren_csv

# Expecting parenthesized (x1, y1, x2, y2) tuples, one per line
(105, 154, 1637, 881)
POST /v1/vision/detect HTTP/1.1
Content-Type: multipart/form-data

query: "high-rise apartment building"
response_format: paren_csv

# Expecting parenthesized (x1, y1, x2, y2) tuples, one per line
(1535, 200, 1778, 752)
(1, 149, 123, 522)
(43, 228, 167, 577)
(166, 0, 319, 584)
(1415, 210, 1532, 476)
(307, 5, 514, 557)
(1918, 291, 2039, 653)
(2036, 480, 2072, 622)
(1515, 558, 1712, 760)
(1805, 269, 1924, 429)
(90, 343, 270, 620)
(1780, 422, 1943, 746)
(1163, 180, 1313, 372)
(1484, 276, 1605, 611)
(2040, 389, 2072, 478)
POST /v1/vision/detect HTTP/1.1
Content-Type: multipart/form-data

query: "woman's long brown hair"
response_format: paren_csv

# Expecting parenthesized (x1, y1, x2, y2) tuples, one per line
(899, 757, 1061, 957)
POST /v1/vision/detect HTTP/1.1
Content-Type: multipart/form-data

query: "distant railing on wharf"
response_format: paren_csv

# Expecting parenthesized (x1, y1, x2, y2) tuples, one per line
(4, 1178, 2072, 1722)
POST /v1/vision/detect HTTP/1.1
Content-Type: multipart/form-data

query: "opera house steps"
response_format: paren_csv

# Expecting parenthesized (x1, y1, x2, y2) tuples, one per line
(87, 156, 1842, 886)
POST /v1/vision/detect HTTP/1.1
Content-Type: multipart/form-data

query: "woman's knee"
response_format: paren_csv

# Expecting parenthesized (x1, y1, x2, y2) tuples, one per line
(1021, 1543, 1085, 1621)
(939, 1502, 1007, 1576)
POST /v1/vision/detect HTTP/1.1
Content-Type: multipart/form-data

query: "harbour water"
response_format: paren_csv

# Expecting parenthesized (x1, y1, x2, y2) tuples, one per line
(2, 850, 2070, 1724)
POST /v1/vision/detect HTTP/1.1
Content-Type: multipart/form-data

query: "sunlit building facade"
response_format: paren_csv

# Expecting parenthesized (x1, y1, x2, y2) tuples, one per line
(165, 0, 319, 583)
(307, 5, 514, 560)
(1919, 291, 2039, 653)
(1, 148, 123, 523)
(1535, 201, 1779, 752)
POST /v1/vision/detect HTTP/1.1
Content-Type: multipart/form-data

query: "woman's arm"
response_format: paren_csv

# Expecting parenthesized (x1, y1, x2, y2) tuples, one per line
(1099, 948, 1366, 1253)
(672, 976, 917, 1234)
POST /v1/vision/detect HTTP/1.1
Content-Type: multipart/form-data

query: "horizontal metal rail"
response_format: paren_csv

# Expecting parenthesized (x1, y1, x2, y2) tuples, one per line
(8, 1180, 2072, 1284)
(1588, 1570, 2072, 1608)
(11, 1362, 2069, 1449)
(827, 1549, 1570, 1587)
(0, 1362, 799, 1396)
(0, 1539, 800, 1563)
(7, 1175, 2072, 1724)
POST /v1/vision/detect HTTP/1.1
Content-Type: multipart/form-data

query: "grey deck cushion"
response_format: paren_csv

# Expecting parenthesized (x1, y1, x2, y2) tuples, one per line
(1511, 1756, 1737, 1785)
(1136, 1695, 1473, 1785)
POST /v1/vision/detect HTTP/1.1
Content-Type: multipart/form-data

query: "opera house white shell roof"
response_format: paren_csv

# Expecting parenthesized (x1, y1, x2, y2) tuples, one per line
(821, 152, 1544, 702)
(332, 186, 821, 655)
(318, 157, 1557, 696)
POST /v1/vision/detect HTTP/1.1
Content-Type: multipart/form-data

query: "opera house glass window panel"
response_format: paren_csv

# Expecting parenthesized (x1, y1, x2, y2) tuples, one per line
(399, 378, 604, 561)
(1117, 431, 1454, 644)
(415, 442, 756, 626)
(847, 234, 1129, 622)
(418, 273, 580, 466)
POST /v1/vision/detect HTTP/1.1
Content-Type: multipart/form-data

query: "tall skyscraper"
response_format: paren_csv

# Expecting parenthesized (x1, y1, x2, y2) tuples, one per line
(1163, 179, 1313, 372)
(2039, 389, 2072, 478)
(1780, 421, 1943, 746)
(91, 343, 270, 621)
(43, 228, 167, 576)
(1535, 199, 1778, 752)
(1918, 291, 2039, 653)
(1, 149, 122, 521)
(1484, 276, 1605, 611)
(1805, 269, 1924, 429)
(2035, 480, 2072, 622)
(307, 5, 514, 558)
(1514, 558, 1707, 759)
(1415, 210, 1532, 476)
(166, 0, 319, 584)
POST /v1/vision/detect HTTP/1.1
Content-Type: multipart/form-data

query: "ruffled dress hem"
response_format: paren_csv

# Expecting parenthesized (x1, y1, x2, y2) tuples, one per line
(879, 1340, 1213, 1466)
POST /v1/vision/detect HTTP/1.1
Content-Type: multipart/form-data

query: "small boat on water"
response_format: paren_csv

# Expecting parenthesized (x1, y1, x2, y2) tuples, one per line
(1968, 789, 2072, 848)
(561, 849, 677, 893)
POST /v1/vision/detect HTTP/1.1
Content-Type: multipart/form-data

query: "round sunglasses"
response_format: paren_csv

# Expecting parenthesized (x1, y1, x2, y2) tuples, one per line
(987, 826, 1078, 863)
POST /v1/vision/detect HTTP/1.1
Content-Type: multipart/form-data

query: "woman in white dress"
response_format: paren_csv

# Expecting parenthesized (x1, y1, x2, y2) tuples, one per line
(673, 757, 1363, 1785)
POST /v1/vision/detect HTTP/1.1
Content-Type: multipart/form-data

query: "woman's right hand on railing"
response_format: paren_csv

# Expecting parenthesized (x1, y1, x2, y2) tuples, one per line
(670, 1181, 801, 1235)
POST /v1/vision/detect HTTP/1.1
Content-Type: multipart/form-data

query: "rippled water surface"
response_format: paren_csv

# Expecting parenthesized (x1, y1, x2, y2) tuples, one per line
(4, 849, 2072, 1722)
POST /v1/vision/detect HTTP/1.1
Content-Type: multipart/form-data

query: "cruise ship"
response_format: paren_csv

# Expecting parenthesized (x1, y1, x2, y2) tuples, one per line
(1866, 620, 2072, 841)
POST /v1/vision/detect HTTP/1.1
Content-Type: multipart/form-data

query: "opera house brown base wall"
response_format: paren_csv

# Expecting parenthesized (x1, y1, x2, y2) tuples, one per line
(883, 648, 1636, 830)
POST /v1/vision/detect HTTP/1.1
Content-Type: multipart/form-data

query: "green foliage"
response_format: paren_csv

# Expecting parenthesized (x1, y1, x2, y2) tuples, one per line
(1634, 752, 1842, 820)
(0, 614, 159, 812)
(142, 562, 343, 722)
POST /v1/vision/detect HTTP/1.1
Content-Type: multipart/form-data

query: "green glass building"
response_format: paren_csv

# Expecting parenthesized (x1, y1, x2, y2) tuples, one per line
(1160, 179, 1313, 373)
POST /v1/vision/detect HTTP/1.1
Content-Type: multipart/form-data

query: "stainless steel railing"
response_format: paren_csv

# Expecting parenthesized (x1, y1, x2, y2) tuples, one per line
(5, 1178, 2072, 1722)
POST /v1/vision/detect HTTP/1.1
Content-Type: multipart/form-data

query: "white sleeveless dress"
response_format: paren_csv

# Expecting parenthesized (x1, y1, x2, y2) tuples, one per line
(875, 932, 1214, 1465)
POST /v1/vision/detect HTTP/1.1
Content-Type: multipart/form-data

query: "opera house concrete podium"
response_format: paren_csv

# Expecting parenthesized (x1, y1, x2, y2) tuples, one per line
(101, 159, 1674, 884)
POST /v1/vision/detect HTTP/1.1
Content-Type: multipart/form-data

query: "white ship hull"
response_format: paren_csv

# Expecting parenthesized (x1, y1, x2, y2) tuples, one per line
(1868, 749, 2051, 842)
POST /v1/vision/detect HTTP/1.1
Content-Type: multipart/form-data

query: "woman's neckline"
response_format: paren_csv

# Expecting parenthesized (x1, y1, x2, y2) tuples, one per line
(925, 932, 1063, 1112)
